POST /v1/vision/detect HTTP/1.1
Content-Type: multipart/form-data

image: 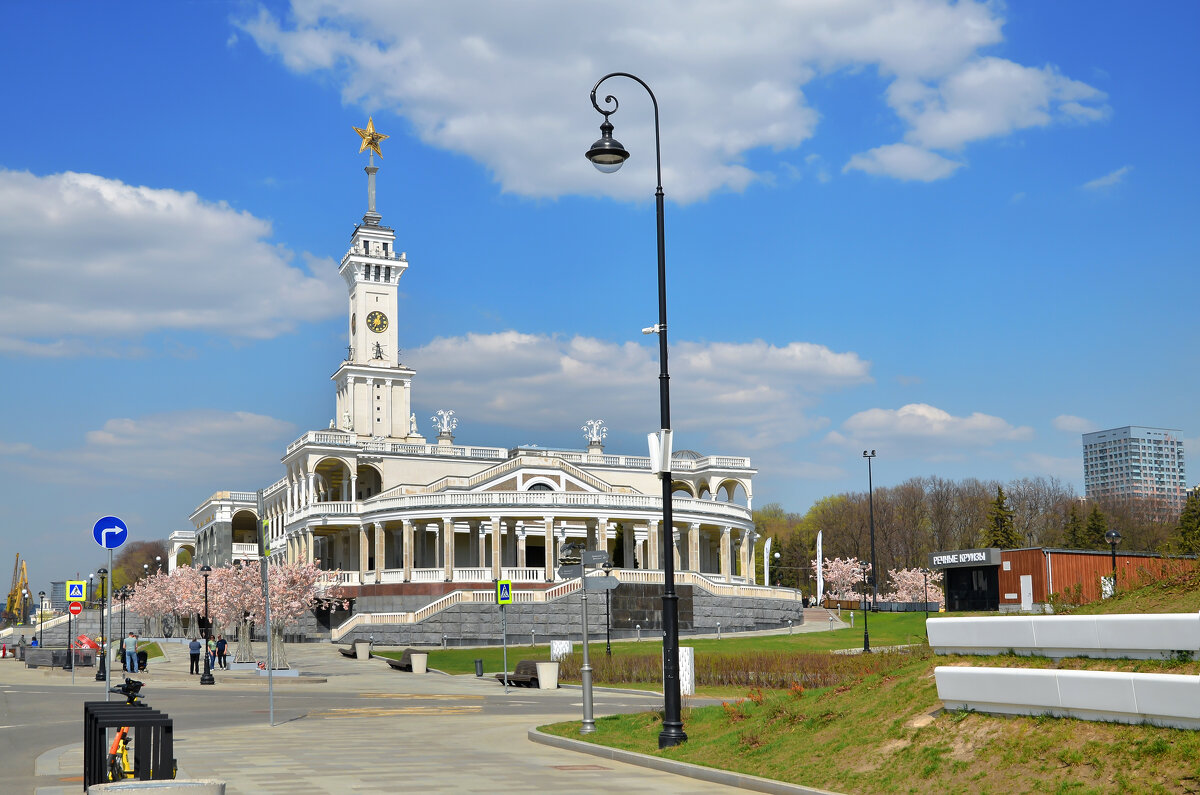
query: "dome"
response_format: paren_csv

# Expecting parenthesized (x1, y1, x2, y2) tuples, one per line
(672, 449, 703, 460)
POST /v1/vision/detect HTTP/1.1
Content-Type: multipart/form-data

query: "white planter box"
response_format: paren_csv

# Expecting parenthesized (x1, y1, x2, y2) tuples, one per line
(929, 613, 1200, 660)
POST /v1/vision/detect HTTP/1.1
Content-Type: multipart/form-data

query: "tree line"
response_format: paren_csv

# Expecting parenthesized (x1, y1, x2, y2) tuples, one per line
(759, 475, 1198, 592)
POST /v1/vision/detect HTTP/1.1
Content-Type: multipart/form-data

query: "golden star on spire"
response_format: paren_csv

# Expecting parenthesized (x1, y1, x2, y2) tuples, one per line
(353, 117, 389, 158)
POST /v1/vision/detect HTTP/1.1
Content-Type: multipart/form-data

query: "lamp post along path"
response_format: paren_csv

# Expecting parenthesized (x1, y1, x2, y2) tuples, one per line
(587, 72, 685, 748)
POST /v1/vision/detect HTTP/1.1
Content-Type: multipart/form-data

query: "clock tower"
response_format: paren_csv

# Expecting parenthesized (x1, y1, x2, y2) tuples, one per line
(332, 119, 424, 442)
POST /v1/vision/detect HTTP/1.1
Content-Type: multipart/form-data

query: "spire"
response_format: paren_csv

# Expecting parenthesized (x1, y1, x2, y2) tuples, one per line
(353, 117, 389, 226)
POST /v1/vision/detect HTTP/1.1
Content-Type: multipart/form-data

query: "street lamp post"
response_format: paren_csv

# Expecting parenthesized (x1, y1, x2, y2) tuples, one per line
(863, 450, 878, 610)
(95, 568, 108, 683)
(200, 565, 215, 685)
(603, 560, 613, 657)
(860, 560, 871, 653)
(586, 71, 686, 749)
(1105, 528, 1122, 595)
(37, 591, 44, 647)
(922, 569, 930, 622)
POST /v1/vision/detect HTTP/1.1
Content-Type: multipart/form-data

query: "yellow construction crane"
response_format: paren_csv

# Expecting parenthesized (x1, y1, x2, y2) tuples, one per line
(5, 554, 29, 625)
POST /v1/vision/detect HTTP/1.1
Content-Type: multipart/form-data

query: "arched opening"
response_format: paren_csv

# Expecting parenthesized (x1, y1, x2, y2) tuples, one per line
(231, 510, 258, 546)
(314, 457, 352, 502)
(671, 480, 696, 498)
(356, 465, 382, 500)
(716, 479, 748, 504)
(526, 480, 555, 492)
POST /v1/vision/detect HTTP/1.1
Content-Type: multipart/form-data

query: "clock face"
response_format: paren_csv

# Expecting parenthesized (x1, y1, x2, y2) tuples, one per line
(366, 311, 388, 333)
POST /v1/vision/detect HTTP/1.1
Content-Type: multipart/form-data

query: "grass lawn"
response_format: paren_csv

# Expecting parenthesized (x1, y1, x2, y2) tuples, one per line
(374, 612, 931, 676)
(138, 642, 164, 660)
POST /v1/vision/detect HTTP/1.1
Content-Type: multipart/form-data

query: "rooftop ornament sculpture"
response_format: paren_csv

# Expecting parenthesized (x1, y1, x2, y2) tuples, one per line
(431, 409, 458, 435)
(582, 419, 608, 445)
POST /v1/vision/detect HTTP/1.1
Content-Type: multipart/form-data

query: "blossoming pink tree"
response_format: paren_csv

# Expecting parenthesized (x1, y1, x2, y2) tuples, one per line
(262, 561, 347, 668)
(127, 571, 171, 637)
(817, 557, 869, 600)
(207, 564, 265, 662)
(882, 568, 944, 607)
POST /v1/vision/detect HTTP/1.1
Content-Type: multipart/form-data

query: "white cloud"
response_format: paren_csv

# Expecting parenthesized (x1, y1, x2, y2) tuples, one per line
(0, 410, 295, 485)
(0, 169, 341, 354)
(1017, 452, 1079, 481)
(1082, 165, 1132, 190)
(827, 402, 1033, 456)
(844, 143, 962, 181)
(238, 1, 1104, 199)
(1053, 414, 1094, 433)
(407, 331, 870, 451)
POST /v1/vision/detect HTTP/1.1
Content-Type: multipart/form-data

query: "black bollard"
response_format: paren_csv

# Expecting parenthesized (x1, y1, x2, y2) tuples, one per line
(95, 643, 107, 681)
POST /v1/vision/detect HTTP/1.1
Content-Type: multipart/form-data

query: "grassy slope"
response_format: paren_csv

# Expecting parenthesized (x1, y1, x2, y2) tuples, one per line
(541, 572, 1200, 793)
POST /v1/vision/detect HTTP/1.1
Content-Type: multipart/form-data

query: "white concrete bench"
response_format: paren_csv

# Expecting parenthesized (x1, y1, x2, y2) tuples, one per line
(935, 666, 1200, 730)
(928, 614, 1200, 660)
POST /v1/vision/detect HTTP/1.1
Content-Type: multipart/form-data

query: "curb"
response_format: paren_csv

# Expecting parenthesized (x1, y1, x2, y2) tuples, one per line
(526, 728, 842, 795)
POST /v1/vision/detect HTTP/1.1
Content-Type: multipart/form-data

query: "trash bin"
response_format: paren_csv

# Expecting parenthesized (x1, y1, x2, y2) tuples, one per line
(474, 659, 483, 677)
(410, 653, 428, 674)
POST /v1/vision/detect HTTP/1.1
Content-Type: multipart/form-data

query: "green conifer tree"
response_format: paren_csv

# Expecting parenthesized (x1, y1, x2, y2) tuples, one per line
(1063, 502, 1089, 549)
(1177, 492, 1200, 553)
(982, 485, 1022, 548)
(1084, 505, 1108, 550)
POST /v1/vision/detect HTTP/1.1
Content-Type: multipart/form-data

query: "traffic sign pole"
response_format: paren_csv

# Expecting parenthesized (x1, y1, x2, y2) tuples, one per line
(104, 548, 113, 700)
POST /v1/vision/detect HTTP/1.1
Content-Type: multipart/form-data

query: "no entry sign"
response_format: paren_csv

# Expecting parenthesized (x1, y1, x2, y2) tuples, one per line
(69, 601, 83, 616)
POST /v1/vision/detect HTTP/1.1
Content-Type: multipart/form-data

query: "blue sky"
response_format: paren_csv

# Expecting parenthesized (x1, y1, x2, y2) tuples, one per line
(1, 1, 1197, 591)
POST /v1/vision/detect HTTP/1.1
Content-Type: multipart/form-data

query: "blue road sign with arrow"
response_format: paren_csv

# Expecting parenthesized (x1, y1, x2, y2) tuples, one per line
(93, 516, 128, 550)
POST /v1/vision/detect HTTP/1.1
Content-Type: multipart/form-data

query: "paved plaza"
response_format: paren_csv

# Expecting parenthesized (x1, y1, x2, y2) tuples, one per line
(0, 638, 834, 794)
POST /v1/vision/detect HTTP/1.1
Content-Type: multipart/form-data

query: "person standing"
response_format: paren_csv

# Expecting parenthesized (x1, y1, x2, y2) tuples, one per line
(215, 634, 228, 670)
(124, 633, 138, 674)
(188, 637, 201, 675)
(206, 635, 217, 671)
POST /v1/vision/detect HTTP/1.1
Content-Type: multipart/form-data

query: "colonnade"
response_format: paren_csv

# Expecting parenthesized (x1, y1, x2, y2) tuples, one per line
(280, 515, 760, 584)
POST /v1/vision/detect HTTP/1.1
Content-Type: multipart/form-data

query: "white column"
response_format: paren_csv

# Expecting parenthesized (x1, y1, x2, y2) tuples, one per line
(306, 472, 315, 507)
(672, 528, 682, 570)
(623, 522, 635, 569)
(374, 522, 385, 582)
(647, 520, 660, 570)
(598, 517, 609, 556)
(402, 520, 414, 581)
(517, 527, 527, 568)
(442, 518, 454, 581)
(543, 517, 554, 581)
(748, 531, 758, 584)
(688, 523, 700, 573)
(359, 526, 369, 574)
(720, 526, 731, 582)
(490, 516, 503, 581)
(349, 472, 358, 501)
(305, 530, 315, 565)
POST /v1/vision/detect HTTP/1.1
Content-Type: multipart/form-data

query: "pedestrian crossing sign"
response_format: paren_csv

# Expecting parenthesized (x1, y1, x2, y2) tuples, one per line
(67, 580, 87, 601)
(496, 580, 513, 605)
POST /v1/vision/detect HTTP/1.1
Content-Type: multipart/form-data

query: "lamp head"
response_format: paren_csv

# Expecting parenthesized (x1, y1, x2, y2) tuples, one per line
(585, 118, 629, 174)
(98, 568, 108, 578)
(200, 565, 212, 576)
(1105, 528, 1122, 546)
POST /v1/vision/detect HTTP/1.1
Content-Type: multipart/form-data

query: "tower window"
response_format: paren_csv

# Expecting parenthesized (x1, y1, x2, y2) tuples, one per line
(374, 265, 381, 280)
(382, 242, 389, 256)
(384, 266, 391, 281)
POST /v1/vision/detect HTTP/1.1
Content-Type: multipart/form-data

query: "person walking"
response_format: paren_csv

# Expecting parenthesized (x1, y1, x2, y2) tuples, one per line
(215, 634, 228, 670)
(188, 637, 201, 675)
(206, 635, 217, 671)
(124, 633, 138, 674)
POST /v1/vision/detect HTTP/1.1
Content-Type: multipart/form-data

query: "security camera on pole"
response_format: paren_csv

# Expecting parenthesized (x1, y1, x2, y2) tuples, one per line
(93, 516, 128, 701)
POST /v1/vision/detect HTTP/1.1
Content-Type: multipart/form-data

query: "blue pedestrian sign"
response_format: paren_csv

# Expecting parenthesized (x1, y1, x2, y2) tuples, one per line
(496, 580, 513, 605)
(66, 580, 87, 601)
(93, 516, 128, 550)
